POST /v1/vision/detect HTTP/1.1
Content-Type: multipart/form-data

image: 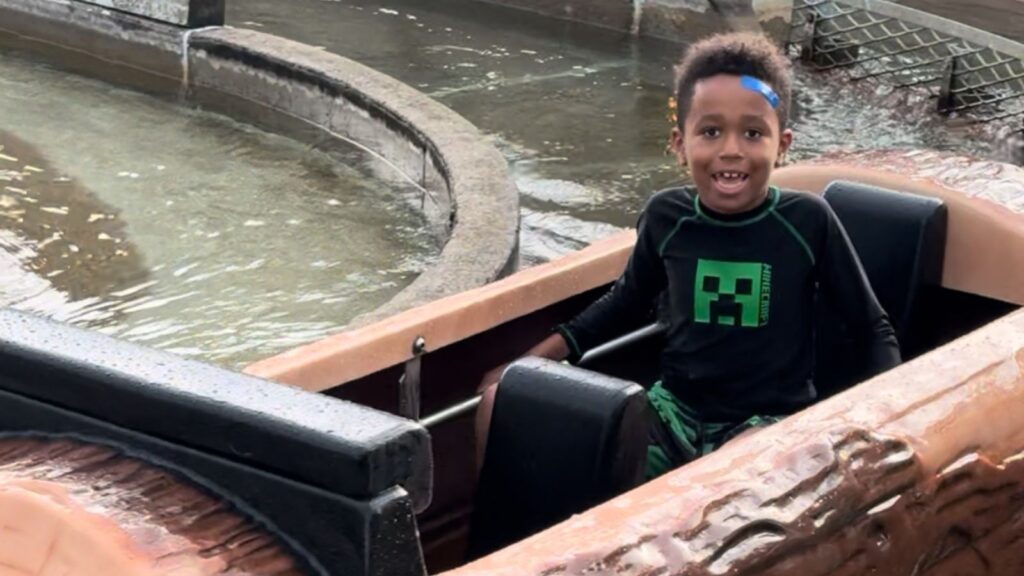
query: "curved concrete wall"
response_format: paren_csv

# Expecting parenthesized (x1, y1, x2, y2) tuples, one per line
(184, 28, 520, 325)
(0, 0, 520, 328)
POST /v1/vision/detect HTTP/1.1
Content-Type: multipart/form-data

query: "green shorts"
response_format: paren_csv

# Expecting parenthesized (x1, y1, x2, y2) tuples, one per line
(645, 382, 784, 479)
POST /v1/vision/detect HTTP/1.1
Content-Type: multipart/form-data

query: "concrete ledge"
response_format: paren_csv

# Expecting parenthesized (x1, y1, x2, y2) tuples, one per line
(187, 28, 520, 326)
(0, 0, 520, 332)
(473, 0, 794, 44)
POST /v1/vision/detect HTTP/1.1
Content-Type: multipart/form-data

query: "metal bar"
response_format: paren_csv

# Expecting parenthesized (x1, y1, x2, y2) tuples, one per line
(419, 322, 668, 429)
(816, 36, 949, 71)
(398, 337, 426, 421)
(398, 360, 421, 420)
(801, 9, 821, 62)
(973, 108, 1024, 123)
(943, 90, 1024, 113)
(953, 55, 1017, 74)
(850, 51, 953, 81)
(951, 70, 1024, 95)
(894, 73, 945, 88)
(808, 7, 861, 23)
(814, 16, 894, 38)
(820, 25, 928, 50)
(578, 322, 667, 366)
(420, 395, 482, 429)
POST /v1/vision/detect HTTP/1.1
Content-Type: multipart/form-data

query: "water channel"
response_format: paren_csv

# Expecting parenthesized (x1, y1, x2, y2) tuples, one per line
(229, 0, 991, 266)
(0, 47, 439, 368)
(1, 0, 1001, 369)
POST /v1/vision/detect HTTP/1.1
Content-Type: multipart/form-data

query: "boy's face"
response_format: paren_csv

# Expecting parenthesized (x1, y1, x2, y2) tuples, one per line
(671, 74, 792, 214)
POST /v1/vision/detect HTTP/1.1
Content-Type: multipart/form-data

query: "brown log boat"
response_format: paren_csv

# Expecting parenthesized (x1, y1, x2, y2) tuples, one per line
(245, 149, 1024, 575)
(0, 149, 1021, 575)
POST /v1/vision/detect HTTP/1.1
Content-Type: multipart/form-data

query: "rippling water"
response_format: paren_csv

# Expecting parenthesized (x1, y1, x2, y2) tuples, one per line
(0, 49, 439, 368)
(230, 0, 993, 266)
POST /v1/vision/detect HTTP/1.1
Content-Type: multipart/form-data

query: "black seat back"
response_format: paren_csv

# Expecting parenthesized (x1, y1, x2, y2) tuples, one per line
(468, 357, 649, 559)
(0, 309, 431, 576)
(816, 180, 947, 395)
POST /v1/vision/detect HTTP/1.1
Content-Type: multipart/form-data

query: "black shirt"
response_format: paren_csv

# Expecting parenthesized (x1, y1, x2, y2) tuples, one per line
(558, 186, 900, 420)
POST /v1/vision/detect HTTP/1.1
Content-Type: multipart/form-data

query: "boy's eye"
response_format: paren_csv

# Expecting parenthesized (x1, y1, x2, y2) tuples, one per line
(699, 127, 721, 137)
(744, 129, 763, 139)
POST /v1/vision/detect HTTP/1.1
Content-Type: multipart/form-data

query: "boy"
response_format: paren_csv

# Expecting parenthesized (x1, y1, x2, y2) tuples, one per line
(479, 33, 901, 478)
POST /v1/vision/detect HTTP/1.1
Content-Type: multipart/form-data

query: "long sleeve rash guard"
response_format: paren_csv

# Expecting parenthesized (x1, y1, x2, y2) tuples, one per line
(558, 186, 901, 421)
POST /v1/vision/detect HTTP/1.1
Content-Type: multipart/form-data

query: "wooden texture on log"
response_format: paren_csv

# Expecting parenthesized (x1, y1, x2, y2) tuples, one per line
(444, 308, 1024, 576)
(0, 436, 302, 575)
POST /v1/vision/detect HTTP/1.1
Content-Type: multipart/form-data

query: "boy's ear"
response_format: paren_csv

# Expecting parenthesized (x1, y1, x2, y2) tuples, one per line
(776, 128, 794, 166)
(670, 127, 687, 166)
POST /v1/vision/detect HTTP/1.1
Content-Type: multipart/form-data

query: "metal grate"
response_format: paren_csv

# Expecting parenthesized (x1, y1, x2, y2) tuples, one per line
(788, 0, 1024, 126)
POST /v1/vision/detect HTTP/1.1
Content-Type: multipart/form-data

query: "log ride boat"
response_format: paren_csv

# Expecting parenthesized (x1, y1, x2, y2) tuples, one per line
(0, 149, 1022, 575)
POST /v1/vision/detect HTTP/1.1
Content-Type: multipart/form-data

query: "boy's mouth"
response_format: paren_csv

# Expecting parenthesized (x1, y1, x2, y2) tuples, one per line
(711, 171, 749, 193)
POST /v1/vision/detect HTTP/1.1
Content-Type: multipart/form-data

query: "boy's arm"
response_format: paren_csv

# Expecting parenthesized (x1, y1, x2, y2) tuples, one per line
(819, 204, 902, 374)
(557, 209, 668, 363)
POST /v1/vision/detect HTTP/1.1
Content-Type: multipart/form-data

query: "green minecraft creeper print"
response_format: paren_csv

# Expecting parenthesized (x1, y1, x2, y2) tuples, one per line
(694, 259, 772, 327)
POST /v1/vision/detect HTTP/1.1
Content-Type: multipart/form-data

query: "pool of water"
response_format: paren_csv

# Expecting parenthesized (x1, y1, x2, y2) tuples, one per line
(229, 0, 991, 265)
(0, 48, 439, 368)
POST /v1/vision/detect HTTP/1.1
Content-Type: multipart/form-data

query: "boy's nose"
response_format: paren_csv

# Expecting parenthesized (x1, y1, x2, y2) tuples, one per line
(718, 133, 743, 158)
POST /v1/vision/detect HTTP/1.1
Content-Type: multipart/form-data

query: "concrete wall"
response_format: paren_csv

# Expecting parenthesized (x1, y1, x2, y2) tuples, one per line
(475, 0, 794, 44)
(79, 0, 223, 27)
(185, 27, 521, 325)
(0, 0, 520, 330)
(0, 0, 184, 84)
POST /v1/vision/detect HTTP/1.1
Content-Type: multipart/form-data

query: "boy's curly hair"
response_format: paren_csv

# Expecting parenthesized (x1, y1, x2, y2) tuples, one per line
(674, 33, 792, 130)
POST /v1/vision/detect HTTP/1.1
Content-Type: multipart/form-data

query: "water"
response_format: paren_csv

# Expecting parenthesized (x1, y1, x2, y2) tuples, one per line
(229, 0, 991, 266)
(0, 49, 439, 368)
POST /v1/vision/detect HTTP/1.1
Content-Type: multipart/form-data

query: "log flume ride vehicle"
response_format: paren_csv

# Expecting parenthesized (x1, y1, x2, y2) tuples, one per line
(1, 150, 1022, 575)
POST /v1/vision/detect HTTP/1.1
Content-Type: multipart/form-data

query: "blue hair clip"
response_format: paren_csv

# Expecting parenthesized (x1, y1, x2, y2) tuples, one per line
(740, 75, 779, 109)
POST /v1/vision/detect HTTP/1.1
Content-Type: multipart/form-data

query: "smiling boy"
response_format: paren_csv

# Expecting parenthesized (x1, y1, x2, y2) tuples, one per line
(479, 33, 901, 478)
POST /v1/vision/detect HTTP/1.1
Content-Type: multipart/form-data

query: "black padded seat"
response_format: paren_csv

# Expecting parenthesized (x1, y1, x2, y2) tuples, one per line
(468, 357, 649, 560)
(816, 180, 947, 395)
